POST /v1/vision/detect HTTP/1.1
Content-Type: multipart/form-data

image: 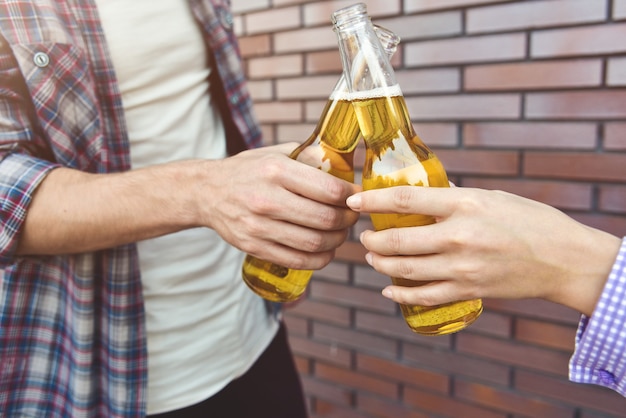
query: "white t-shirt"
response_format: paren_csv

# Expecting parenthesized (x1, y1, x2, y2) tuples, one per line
(94, 1, 278, 414)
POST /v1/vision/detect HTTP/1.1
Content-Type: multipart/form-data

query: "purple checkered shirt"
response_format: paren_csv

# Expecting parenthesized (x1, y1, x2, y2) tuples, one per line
(570, 236, 626, 396)
(0, 1, 261, 417)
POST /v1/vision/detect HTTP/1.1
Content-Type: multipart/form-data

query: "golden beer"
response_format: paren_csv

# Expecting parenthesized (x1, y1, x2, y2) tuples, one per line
(355, 88, 483, 335)
(241, 93, 360, 302)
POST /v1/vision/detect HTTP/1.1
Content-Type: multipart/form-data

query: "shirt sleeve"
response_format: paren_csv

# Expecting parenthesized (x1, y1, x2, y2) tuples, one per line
(0, 35, 62, 264)
(0, 152, 58, 264)
(569, 236, 626, 396)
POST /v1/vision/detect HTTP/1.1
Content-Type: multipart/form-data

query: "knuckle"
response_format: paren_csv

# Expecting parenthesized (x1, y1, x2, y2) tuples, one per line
(303, 233, 325, 252)
(387, 229, 404, 253)
(397, 261, 417, 280)
(391, 187, 415, 211)
(324, 177, 347, 202)
(318, 207, 342, 229)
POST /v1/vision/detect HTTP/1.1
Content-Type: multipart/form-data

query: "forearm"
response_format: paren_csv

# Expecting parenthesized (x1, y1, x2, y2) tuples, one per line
(16, 160, 204, 255)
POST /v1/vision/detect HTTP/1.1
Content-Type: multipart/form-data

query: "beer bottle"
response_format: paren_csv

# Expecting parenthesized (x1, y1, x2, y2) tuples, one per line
(241, 25, 401, 303)
(332, 3, 483, 335)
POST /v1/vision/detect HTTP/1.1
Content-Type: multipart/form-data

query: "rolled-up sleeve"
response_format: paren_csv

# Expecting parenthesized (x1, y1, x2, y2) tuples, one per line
(0, 153, 57, 264)
(569, 236, 626, 396)
(0, 35, 60, 264)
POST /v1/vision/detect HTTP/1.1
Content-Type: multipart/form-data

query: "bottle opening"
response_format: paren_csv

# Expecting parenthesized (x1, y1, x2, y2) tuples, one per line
(331, 3, 369, 31)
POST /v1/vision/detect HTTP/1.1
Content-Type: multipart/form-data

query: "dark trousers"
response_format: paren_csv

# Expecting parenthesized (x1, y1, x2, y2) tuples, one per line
(148, 322, 308, 418)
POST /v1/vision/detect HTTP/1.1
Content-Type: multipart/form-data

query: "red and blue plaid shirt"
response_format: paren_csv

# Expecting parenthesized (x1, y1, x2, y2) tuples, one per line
(0, 1, 261, 416)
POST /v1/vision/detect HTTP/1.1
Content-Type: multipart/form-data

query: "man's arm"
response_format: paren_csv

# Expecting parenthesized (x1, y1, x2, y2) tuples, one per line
(17, 143, 360, 271)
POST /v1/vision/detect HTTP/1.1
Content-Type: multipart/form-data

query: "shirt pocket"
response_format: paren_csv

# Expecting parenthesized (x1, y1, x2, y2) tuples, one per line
(8, 41, 104, 171)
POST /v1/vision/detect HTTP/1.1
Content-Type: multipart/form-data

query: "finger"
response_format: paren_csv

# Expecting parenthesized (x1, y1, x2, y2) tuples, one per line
(347, 186, 456, 217)
(282, 159, 361, 207)
(245, 216, 351, 254)
(365, 251, 464, 284)
(246, 239, 336, 271)
(246, 179, 359, 231)
(381, 281, 466, 307)
(360, 224, 446, 256)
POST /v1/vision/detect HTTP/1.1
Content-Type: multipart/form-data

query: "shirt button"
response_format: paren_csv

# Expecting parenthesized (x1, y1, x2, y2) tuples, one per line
(33, 52, 50, 68)
(599, 370, 616, 385)
(219, 9, 233, 30)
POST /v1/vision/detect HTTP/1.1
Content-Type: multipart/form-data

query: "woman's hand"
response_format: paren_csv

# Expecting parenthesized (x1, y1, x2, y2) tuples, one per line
(347, 186, 621, 316)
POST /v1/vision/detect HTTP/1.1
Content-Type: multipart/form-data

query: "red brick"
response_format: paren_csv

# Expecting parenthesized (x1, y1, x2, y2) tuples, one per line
(357, 353, 450, 393)
(254, 101, 302, 122)
(527, 91, 626, 119)
(244, 6, 300, 35)
(313, 400, 367, 418)
(284, 314, 308, 336)
(435, 149, 520, 176)
(356, 393, 430, 418)
(404, 387, 507, 418)
(455, 380, 575, 418)
(463, 122, 597, 149)
(405, 0, 508, 14)
(403, 342, 510, 386)
(456, 333, 571, 375)
(314, 261, 352, 283)
(353, 264, 390, 290)
(248, 54, 302, 78)
(599, 185, 626, 214)
(277, 123, 316, 143)
(414, 123, 459, 147)
(301, 375, 352, 406)
(397, 68, 460, 94)
(288, 334, 352, 367)
(570, 212, 626, 237)
(460, 178, 594, 211)
(231, 0, 269, 15)
(310, 281, 393, 313)
(247, 80, 273, 101)
(515, 318, 577, 351)
(465, 60, 602, 90)
(616, 0, 626, 19)
(306, 50, 342, 74)
(405, 94, 521, 120)
(464, 309, 512, 338)
(607, 57, 626, 86)
(286, 298, 351, 326)
(467, 1, 607, 34)
(376, 12, 462, 41)
(356, 310, 453, 348)
(515, 370, 626, 416)
(483, 298, 581, 324)
(237, 34, 271, 57)
(405, 34, 526, 66)
(313, 323, 398, 357)
(604, 122, 626, 150)
(293, 354, 310, 374)
(305, 100, 330, 123)
(524, 152, 626, 182)
(315, 363, 399, 398)
(275, 27, 336, 53)
(277, 75, 338, 99)
(303, 0, 402, 27)
(532, 23, 626, 58)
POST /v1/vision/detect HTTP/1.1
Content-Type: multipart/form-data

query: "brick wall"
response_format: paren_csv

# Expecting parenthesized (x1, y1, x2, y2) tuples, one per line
(232, 0, 626, 417)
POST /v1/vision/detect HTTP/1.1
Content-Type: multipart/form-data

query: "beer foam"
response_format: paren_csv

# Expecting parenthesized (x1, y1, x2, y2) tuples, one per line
(330, 84, 402, 101)
(331, 84, 402, 101)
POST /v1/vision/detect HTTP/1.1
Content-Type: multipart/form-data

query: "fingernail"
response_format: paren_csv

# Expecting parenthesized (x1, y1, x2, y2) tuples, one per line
(346, 194, 361, 209)
(382, 288, 393, 299)
(365, 252, 373, 265)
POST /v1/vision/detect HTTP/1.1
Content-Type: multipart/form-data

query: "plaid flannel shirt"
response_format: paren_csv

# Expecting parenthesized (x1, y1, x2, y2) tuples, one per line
(0, 1, 261, 416)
